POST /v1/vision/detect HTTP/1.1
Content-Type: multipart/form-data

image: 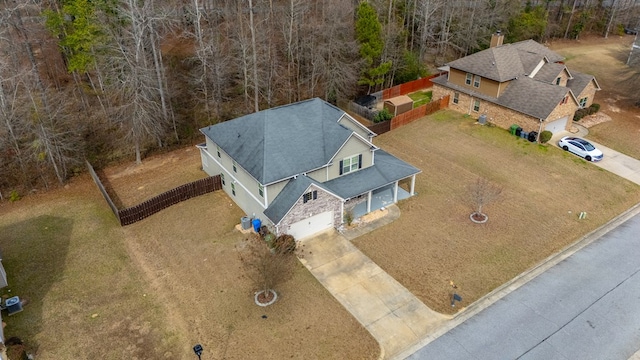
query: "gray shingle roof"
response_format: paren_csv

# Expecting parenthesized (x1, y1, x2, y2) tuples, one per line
(567, 71, 600, 96)
(533, 62, 570, 84)
(263, 176, 339, 224)
(200, 98, 352, 184)
(322, 150, 420, 199)
(263, 150, 420, 224)
(495, 76, 570, 119)
(433, 74, 571, 119)
(446, 40, 564, 82)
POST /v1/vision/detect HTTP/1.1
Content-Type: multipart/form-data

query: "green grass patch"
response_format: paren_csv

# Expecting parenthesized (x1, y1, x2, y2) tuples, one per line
(408, 90, 432, 108)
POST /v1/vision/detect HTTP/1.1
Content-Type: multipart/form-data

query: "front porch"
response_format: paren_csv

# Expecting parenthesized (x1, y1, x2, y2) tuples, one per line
(350, 181, 413, 219)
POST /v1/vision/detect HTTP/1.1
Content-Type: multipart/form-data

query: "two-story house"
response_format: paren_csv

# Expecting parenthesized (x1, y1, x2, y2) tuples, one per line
(198, 98, 420, 240)
(432, 32, 600, 134)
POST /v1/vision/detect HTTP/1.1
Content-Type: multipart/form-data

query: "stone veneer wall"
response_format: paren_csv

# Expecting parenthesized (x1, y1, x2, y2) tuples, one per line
(278, 184, 343, 235)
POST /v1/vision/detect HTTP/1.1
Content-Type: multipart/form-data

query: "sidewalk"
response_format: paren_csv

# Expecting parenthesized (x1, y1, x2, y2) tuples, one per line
(298, 205, 448, 359)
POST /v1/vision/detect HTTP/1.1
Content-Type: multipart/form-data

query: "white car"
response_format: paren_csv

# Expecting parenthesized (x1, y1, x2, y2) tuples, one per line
(558, 136, 603, 162)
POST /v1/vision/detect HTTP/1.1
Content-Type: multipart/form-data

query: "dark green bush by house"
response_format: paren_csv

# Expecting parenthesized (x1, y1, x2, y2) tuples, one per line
(373, 108, 393, 123)
(590, 103, 600, 112)
(539, 130, 552, 144)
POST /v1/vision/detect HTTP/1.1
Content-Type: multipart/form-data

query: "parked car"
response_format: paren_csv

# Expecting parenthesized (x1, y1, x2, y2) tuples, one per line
(558, 136, 603, 162)
(624, 27, 638, 35)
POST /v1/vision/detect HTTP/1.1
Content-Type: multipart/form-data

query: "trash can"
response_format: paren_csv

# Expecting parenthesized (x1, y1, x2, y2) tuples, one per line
(252, 218, 262, 233)
(515, 127, 522, 137)
(521, 131, 529, 139)
(528, 131, 538, 142)
(241, 216, 251, 230)
(510, 124, 519, 135)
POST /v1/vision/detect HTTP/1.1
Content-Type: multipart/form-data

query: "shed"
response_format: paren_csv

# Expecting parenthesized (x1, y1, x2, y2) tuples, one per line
(383, 95, 413, 116)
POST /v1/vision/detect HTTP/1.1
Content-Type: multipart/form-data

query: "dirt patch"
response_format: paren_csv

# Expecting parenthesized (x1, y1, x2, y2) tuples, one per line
(579, 112, 613, 128)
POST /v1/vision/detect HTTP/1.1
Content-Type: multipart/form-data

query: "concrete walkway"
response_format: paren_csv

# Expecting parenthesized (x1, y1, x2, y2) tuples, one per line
(551, 123, 640, 186)
(298, 205, 448, 359)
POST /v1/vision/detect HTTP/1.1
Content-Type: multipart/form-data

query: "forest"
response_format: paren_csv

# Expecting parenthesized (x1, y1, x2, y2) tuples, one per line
(1, 0, 639, 196)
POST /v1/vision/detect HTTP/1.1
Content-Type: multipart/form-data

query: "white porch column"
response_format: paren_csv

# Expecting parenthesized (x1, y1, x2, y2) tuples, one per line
(410, 175, 416, 195)
(393, 181, 398, 203)
(367, 191, 372, 213)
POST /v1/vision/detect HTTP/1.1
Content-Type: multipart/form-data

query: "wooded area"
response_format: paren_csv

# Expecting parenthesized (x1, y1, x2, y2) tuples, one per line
(1, 0, 639, 195)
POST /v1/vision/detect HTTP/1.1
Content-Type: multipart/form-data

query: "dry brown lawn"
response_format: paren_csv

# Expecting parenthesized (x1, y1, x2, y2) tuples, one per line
(353, 110, 640, 315)
(0, 148, 379, 359)
(548, 35, 640, 158)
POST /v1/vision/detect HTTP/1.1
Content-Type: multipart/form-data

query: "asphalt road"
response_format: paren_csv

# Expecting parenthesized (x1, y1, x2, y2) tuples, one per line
(407, 211, 640, 360)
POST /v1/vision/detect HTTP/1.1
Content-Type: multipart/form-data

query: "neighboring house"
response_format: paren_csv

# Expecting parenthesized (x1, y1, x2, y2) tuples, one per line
(432, 32, 601, 134)
(198, 98, 420, 240)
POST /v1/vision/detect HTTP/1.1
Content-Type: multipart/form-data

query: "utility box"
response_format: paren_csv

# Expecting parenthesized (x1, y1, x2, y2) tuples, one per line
(5, 296, 22, 315)
(478, 114, 487, 124)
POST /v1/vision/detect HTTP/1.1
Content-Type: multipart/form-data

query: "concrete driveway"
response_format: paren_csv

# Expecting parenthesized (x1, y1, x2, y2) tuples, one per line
(551, 126, 640, 186)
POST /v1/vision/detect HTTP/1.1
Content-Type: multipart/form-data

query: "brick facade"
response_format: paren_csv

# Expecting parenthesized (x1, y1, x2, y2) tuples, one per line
(278, 184, 343, 235)
(433, 84, 577, 133)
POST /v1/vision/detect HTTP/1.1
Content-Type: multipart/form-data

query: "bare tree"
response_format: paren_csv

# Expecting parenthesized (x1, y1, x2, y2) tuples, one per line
(236, 233, 297, 305)
(467, 177, 503, 222)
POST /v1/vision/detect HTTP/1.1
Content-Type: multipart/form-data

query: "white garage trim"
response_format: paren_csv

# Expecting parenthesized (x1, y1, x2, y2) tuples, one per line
(545, 116, 569, 134)
(287, 211, 334, 240)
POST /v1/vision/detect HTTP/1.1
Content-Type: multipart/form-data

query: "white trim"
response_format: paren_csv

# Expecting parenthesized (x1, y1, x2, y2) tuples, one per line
(338, 113, 378, 138)
(327, 132, 377, 165)
(203, 149, 266, 209)
(528, 58, 547, 78)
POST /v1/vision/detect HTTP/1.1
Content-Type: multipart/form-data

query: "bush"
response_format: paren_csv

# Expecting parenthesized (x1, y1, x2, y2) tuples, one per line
(573, 108, 589, 121)
(272, 234, 297, 254)
(539, 130, 552, 144)
(9, 190, 20, 202)
(590, 103, 600, 113)
(373, 108, 393, 123)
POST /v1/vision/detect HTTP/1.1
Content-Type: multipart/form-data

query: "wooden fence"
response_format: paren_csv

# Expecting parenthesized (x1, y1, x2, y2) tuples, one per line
(86, 161, 222, 226)
(389, 95, 450, 130)
(382, 72, 445, 99)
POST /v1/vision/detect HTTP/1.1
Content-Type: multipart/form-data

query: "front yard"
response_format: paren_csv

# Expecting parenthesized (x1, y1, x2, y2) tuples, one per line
(353, 110, 640, 314)
(0, 150, 379, 359)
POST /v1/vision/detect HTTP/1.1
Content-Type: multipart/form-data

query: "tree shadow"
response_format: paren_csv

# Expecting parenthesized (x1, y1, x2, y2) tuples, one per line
(0, 215, 73, 350)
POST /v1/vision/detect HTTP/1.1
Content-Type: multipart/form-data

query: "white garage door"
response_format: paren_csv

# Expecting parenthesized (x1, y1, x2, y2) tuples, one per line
(288, 211, 334, 240)
(545, 116, 569, 134)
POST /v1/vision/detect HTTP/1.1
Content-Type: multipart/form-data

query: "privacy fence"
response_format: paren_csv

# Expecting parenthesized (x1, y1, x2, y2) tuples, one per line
(382, 72, 445, 99)
(86, 161, 221, 226)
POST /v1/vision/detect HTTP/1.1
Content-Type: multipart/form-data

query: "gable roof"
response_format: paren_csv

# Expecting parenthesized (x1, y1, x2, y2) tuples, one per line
(533, 62, 572, 84)
(446, 40, 564, 82)
(566, 71, 601, 96)
(200, 98, 361, 185)
(264, 150, 420, 225)
(263, 176, 341, 224)
(496, 76, 574, 119)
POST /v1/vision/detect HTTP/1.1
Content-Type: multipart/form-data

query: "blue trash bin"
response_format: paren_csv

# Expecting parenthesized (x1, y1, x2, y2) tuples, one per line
(252, 218, 262, 233)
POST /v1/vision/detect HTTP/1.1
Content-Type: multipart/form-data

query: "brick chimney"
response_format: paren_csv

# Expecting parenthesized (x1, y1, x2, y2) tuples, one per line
(490, 30, 504, 48)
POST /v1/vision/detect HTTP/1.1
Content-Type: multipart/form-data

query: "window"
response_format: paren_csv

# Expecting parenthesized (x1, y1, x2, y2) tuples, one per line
(258, 184, 264, 197)
(453, 92, 459, 104)
(465, 73, 473, 85)
(232, 161, 237, 172)
(340, 154, 362, 175)
(579, 97, 588, 108)
(555, 77, 561, 85)
(231, 183, 236, 196)
(473, 100, 480, 112)
(303, 190, 317, 203)
(221, 173, 225, 186)
(216, 145, 221, 158)
(473, 75, 481, 88)
(560, 96, 568, 105)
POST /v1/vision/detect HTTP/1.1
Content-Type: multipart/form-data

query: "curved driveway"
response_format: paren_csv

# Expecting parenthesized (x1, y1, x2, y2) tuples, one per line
(405, 205, 640, 360)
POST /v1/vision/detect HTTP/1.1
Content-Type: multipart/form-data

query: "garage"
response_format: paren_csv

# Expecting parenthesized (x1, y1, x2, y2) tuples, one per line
(545, 116, 569, 134)
(287, 211, 334, 240)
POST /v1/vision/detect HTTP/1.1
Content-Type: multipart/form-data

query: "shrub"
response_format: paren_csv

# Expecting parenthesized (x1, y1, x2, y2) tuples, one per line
(590, 103, 600, 113)
(539, 130, 553, 144)
(9, 190, 20, 202)
(373, 108, 393, 123)
(573, 108, 589, 121)
(272, 234, 297, 254)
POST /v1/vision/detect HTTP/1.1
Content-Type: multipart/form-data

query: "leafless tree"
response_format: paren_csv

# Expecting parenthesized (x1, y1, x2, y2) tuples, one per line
(467, 177, 502, 219)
